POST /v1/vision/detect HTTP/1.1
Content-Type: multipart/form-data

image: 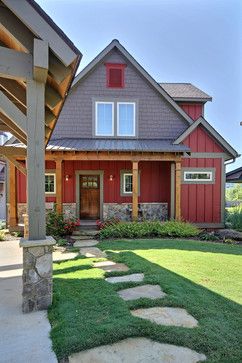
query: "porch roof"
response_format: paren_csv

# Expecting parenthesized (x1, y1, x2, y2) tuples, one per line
(46, 138, 190, 153)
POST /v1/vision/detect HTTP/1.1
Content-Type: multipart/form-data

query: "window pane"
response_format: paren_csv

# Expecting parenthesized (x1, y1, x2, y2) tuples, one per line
(118, 103, 135, 136)
(96, 103, 113, 135)
(185, 172, 212, 181)
(124, 174, 132, 193)
(45, 175, 55, 193)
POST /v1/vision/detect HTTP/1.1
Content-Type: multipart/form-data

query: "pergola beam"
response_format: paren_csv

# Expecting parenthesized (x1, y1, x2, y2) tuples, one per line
(0, 46, 32, 81)
(6, 155, 26, 175)
(0, 113, 27, 144)
(33, 39, 48, 83)
(0, 90, 27, 133)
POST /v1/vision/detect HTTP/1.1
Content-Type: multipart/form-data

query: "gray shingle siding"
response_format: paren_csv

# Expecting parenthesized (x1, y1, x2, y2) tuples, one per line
(52, 49, 188, 140)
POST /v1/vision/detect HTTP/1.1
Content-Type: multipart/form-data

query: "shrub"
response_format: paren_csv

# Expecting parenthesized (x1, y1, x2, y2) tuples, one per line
(99, 220, 199, 240)
(0, 230, 5, 241)
(57, 238, 68, 246)
(96, 218, 120, 230)
(226, 205, 242, 231)
(46, 210, 80, 238)
(199, 232, 220, 241)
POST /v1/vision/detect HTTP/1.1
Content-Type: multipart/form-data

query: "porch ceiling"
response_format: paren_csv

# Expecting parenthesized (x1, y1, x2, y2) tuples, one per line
(0, 0, 81, 145)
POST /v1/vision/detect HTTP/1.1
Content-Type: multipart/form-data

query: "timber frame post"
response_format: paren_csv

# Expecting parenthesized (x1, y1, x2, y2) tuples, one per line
(175, 161, 181, 220)
(132, 160, 139, 220)
(8, 162, 17, 229)
(55, 160, 63, 214)
(20, 39, 55, 313)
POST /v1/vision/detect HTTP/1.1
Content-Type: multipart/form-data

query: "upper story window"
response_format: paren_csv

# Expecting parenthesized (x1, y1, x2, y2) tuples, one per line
(117, 102, 135, 136)
(106, 63, 126, 88)
(95, 101, 136, 137)
(95, 102, 114, 136)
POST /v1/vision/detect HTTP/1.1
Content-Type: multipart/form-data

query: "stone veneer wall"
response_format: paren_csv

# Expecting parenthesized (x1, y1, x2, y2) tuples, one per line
(103, 203, 168, 221)
(12, 203, 77, 223)
(22, 245, 53, 312)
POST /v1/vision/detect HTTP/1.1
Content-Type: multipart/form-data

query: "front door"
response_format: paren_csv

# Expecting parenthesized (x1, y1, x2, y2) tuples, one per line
(80, 175, 100, 219)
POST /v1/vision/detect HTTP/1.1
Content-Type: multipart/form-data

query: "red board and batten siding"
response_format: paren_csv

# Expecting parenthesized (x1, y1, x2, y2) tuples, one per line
(17, 161, 171, 215)
(179, 103, 203, 121)
(181, 125, 224, 224)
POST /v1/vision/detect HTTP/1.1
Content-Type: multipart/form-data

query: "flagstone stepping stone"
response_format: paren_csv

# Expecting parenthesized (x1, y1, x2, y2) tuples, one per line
(93, 260, 129, 272)
(80, 247, 107, 258)
(131, 307, 198, 328)
(118, 284, 166, 301)
(69, 337, 206, 363)
(105, 273, 144, 284)
(73, 240, 99, 247)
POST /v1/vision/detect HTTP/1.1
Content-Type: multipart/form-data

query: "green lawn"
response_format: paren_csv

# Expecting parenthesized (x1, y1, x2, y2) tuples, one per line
(48, 239, 242, 362)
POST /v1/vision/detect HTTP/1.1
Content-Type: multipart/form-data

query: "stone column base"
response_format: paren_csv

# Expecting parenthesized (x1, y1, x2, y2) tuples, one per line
(20, 237, 56, 313)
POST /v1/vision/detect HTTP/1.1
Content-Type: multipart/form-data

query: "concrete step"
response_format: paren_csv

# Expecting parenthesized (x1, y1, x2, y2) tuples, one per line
(72, 229, 99, 237)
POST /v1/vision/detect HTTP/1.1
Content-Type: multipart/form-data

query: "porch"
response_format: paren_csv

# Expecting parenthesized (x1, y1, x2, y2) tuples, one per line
(2, 148, 183, 227)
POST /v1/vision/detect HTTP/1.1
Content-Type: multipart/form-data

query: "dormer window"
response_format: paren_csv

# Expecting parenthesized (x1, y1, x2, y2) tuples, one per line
(106, 63, 126, 88)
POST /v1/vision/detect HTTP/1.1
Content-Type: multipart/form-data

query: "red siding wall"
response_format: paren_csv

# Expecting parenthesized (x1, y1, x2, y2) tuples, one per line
(181, 126, 223, 224)
(179, 103, 203, 121)
(17, 160, 171, 213)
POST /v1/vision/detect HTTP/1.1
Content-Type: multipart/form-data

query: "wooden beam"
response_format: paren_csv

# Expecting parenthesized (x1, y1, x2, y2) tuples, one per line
(45, 84, 62, 110)
(8, 162, 17, 228)
(55, 160, 63, 214)
(0, 146, 26, 157)
(45, 108, 55, 125)
(45, 151, 182, 162)
(49, 52, 72, 84)
(175, 161, 181, 220)
(132, 160, 139, 220)
(0, 77, 26, 107)
(0, 91, 27, 133)
(0, 46, 32, 81)
(0, 111, 27, 144)
(2, 0, 78, 67)
(7, 155, 26, 175)
(33, 39, 49, 83)
(26, 79, 46, 240)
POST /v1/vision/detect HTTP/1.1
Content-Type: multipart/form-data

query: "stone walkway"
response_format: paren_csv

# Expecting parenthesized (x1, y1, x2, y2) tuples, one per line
(71, 234, 206, 362)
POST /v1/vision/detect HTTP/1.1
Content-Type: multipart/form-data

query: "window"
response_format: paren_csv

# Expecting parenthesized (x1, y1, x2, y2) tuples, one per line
(120, 170, 140, 196)
(106, 63, 126, 88)
(95, 102, 114, 136)
(123, 173, 133, 194)
(81, 176, 99, 189)
(117, 102, 135, 136)
(182, 169, 215, 184)
(45, 173, 56, 194)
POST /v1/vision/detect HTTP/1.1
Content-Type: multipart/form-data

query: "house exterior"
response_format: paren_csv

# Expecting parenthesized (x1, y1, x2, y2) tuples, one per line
(0, 132, 7, 221)
(9, 40, 239, 228)
(226, 167, 242, 184)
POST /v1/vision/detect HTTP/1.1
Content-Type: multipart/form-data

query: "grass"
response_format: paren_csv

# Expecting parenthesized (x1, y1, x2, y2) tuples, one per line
(48, 239, 242, 362)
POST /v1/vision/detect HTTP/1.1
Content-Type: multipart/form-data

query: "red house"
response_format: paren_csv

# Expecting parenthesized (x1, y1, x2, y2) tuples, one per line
(8, 40, 239, 229)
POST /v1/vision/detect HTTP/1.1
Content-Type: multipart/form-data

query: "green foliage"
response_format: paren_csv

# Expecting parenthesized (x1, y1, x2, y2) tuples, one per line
(0, 230, 5, 241)
(199, 232, 220, 241)
(57, 238, 68, 246)
(49, 239, 242, 361)
(226, 184, 242, 201)
(46, 210, 79, 238)
(226, 205, 242, 231)
(99, 220, 199, 240)
(11, 231, 23, 238)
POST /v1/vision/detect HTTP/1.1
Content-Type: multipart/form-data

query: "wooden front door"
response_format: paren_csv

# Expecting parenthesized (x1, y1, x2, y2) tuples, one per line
(80, 175, 100, 219)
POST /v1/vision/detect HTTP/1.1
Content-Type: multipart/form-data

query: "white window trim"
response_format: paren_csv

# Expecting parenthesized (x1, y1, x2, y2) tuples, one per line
(184, 171, 213, 182)
(123, 173, 133, 194)
(117, 102, 136, 137)
(45, 173, 56, 194)
(95, 101, 114, 136)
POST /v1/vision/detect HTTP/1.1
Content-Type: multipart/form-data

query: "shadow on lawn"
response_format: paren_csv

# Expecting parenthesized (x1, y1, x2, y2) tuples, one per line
(100, 238, 242, 256)
(49, 252, 242, 362)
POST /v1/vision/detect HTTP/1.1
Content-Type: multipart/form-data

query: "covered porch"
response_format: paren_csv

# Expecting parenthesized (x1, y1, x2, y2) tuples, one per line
(1, 146, 183, 225)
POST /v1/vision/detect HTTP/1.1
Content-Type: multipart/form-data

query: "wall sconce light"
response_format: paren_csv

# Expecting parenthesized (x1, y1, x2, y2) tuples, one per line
(109, 174, 114, 181)
(65, 175, 70, 182)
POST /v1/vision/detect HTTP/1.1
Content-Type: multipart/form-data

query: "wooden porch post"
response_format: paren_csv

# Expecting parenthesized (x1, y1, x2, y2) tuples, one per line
(9, 162, 17, 228)
(175, 161, 181, 220)
(132, 160, 139, 220)
(56, 160, 63, 214)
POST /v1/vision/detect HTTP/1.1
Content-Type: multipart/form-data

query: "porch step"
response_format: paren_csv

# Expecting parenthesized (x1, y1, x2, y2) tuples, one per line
(72, 229, 99, 238)
(76, 220, 98, 231)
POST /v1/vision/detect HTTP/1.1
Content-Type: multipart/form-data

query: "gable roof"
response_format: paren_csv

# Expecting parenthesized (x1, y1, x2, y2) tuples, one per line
(226, 167, 242, 183)
(159, 83, 212, 102)
(72, 39, 193, 126)
(174, 116, 239, 159)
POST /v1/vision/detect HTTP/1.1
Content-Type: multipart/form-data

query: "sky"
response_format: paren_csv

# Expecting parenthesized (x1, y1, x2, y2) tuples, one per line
(37, 0, 242, 171)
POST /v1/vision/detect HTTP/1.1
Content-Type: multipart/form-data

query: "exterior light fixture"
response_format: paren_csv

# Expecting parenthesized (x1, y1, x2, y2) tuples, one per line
(65, 175, 70, 181)
(109, 174, 114, 181)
